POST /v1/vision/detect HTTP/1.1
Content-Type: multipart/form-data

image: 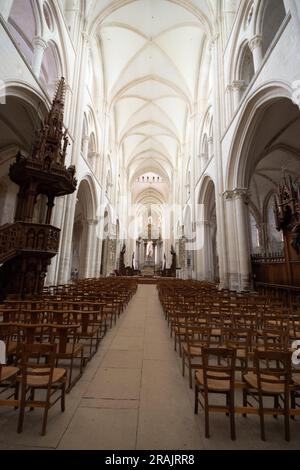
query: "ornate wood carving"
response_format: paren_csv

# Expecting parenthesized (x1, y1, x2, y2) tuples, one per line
(251, 174, 300, 291)
(0, 78, 77, 299)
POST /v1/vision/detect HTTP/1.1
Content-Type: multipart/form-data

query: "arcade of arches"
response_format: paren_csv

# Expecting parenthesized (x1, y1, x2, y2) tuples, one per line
(1, 0, 300, 290)
(1, 0, 300, 450)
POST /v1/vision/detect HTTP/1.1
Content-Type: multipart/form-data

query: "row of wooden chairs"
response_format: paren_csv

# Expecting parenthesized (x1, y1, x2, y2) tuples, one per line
(157, 279, 300, 441)
(0, 277, 138, 434)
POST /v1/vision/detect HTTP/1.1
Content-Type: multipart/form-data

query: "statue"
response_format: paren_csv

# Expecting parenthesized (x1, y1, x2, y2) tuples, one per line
(146, 241, 153, 259)
(119, 243, 126, 274)
(170, 245, 176, 275)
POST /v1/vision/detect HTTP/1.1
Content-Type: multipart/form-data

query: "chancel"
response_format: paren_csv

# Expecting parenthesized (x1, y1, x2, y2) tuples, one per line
(0, 0, 300, 451)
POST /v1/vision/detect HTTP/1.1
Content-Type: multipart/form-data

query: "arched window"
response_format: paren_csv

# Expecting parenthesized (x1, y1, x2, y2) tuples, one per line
(8, 0, 37, 67)
(261, 0, 286, 57)
(266, 195, 283, 252)
(240, 44, 254, 90)
(40, 42, 62, 96)
(249, 212, 260, 253)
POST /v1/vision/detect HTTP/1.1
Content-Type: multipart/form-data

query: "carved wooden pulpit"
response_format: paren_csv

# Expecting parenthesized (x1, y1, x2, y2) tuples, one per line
(0, 78, 77, 299)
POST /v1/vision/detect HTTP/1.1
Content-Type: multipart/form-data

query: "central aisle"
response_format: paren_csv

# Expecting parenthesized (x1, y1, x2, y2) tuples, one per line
(58, 284, 202, 449)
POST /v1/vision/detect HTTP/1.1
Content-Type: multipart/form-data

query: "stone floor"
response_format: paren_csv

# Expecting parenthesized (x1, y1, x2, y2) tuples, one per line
(0, 284, 300, 450)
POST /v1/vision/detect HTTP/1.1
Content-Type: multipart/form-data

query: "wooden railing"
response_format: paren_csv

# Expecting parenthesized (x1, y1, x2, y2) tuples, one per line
(0, 222, 60, 264)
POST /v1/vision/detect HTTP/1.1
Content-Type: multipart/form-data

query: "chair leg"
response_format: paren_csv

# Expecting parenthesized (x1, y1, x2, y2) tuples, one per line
(29, 388, 35, 411)
(204, 391, 210, 438)
(194, 383, 199, 414)
(41, 404, 50, 436)
(258, 392, 266, 441)
(182, 353, 185, 377)
(61, 381, 66, 412)
(17, 386, 26, 434)
(273, 395, 279, 419)
(242, 389, 247, 418)
(284, 394, 290, 442)
(189, 363, 193, 389)
(290, 391, 296, 420)
(229, 392, 236, 441)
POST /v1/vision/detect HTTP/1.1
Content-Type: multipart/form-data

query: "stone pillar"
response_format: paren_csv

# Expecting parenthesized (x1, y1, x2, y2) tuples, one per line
(85, 219, 98, 277)
(57, 192, 77, 284)
(232, 80, 245, 109)
(1, 0, 14, 21)
(208, 137, 214, 159)
(200, 153, 207, 172)
(210, 35, 229, 288)
(81, 135, 89, 158)
(46, 197, 65, 286)
(224, 190, 239, 290)
(249, 35, 263, 72)
(233, 188, 251, 290)
(32, 37, 47, 78)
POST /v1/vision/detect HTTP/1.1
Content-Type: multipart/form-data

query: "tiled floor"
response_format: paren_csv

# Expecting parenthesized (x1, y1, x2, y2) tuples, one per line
(1, 284, 300, 450)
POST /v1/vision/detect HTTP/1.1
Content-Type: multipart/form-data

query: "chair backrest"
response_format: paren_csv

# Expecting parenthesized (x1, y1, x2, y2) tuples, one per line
(254, 349, 291, 393)
(19, 343, 57, 389)
(202, 347, 236, 388)
(261, 328, 289, 352)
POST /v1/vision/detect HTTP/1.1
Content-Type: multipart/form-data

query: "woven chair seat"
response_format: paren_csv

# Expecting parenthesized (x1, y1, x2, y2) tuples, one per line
(0, 366, 19, 382)
(195, 369, 231, 392)
(243, 372, 285, 394)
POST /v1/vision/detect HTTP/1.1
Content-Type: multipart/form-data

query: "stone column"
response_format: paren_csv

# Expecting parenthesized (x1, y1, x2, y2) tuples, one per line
(32, 37, 47, 78)
(46, 197, 65, 286)
(224, 190, 239, 290)
(249, 35, 263, 72)
(208, 137, 214, 159)
(57, 192, 77, 284)
(82, 135, 89, 158)
(85, 219, 98, 277)
(1, 0, 14, 21)
(233, 188, 251, 290)
(210, 35, 229, 288)
(200, 153, 207, 172)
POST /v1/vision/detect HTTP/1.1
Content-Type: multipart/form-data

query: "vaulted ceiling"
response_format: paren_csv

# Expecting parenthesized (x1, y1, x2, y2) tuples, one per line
(87, 0, 217, 205)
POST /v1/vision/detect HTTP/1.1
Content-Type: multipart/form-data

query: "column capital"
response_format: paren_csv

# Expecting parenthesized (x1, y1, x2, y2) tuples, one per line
(32, 36, 47, 50)
(249, 35, 263, 52)
(223, 190, 234, 200)
(82, 31, 89, 42)
(208, 33, 219, 52)
(232, 80, 246, 91)
(87, 218, 98, 226)
(233, 188, 250, 203)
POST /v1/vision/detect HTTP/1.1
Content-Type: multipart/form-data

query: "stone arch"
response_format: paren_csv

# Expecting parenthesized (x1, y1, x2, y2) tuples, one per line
(8, 0, 40, 67)
(256, 0, 286, 57)
(0, 85, 47, 226)
(198, 175, 219, 282)
(226, 81, 293, 191)
(40, 41, 63, 97)
(70, 177, 97, 278)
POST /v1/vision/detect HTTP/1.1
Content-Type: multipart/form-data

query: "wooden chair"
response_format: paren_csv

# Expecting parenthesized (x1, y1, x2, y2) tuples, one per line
(16, 343, 67, 435)
(194, 347, 237, 440)
(243, 350, 291, 441)
(181, 326, 212, 388)
(0, 337, 19, 407)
